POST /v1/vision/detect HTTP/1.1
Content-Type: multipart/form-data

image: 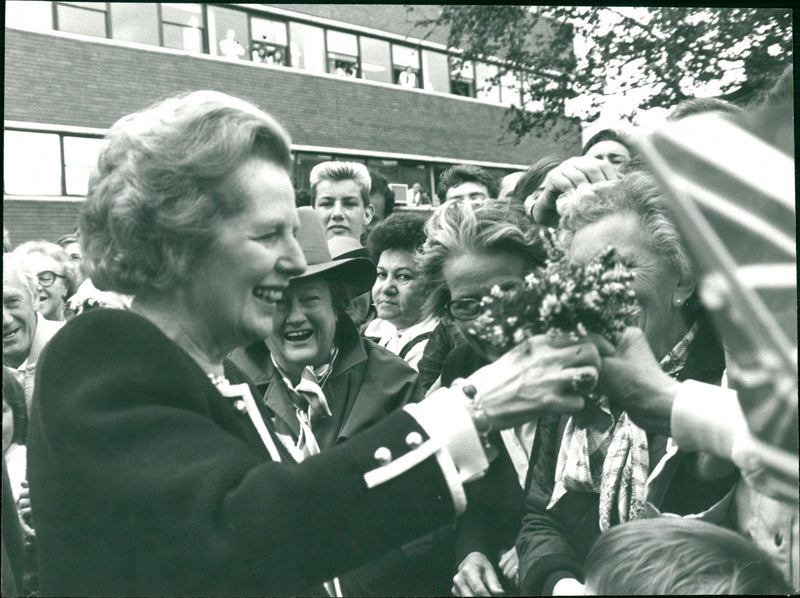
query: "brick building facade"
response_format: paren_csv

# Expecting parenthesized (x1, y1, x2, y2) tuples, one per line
(4, 3, 581, 246)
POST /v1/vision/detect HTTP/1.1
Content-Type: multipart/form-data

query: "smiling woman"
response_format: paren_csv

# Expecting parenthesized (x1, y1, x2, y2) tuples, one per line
(13, 241, 78, 322)
(27, 90, 602, 597)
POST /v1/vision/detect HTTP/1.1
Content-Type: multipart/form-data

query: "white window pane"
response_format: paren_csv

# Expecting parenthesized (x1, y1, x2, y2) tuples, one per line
(6, 1, 53, 32)
(422, 50, 449, 93)
(4, 131, 62, 195)
(476, 62, 500, 103)
(163, 23, 202, 52)
(251, 17, 287, 45)
(360, 37, 391, 83)
(110, 3, 160, 45)
(57, 4, 107, 37)
(327, 30, 358, 56)
(65, 166, 93, 196)
(289, 23, 325, 73)
(392, 45, 418, 68)
(500, 71, 521, 106)
(207, 5, 248, 58)
(450, 57, 474, 81)
(161, 3, 202, 25)
(63, 137, 104, 168)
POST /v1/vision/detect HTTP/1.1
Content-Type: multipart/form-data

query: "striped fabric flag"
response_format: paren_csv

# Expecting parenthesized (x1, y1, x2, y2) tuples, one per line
(634, 111, 797, 462)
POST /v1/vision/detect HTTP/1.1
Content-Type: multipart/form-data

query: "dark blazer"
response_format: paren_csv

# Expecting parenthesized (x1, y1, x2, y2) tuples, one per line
(230, 318, 454, 597)
(26, 309, 459, 597)
(516, 312, 728, 595)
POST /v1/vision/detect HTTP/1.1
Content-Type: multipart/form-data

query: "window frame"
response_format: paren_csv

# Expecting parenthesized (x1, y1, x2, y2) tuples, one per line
(325, 28, 360, 78)
(53, 1, 110, 38)
(158, 2, 207, 54)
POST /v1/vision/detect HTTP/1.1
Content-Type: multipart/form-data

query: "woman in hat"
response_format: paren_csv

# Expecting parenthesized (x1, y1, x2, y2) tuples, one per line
(26, 90, 606, 597)
(232, 208, 456, 596)
(230, 207, 421, 459)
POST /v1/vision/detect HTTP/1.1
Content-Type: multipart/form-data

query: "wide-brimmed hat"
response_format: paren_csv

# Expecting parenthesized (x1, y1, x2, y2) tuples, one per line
(293, 207, 376, 297)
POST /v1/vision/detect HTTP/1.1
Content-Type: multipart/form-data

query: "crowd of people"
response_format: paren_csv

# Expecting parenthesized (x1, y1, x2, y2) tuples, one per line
(2, 64, 796, 597)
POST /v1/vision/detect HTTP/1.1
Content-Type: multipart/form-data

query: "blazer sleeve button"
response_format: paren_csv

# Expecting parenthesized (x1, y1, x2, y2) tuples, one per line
(373, 446, 392, 465)
(405, 431, 423, 448)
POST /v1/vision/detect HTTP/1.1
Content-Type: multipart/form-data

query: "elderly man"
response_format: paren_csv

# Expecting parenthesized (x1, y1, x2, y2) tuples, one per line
(3, 253, 64, 412)
(311, 161, 374, 242)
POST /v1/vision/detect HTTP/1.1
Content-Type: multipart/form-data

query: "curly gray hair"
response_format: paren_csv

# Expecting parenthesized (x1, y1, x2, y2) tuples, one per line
(558, 172, 692, 283)
(80, 90, 293, 295)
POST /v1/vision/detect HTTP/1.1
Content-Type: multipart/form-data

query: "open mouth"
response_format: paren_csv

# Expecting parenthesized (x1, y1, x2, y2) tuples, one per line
(3, 328, 19, 342)
(253, 286, 285, 305)
(284, 329, 313, 342)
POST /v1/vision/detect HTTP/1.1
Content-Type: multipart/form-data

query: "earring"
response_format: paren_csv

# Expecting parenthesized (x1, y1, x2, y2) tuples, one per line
(674, 297, 684, 306)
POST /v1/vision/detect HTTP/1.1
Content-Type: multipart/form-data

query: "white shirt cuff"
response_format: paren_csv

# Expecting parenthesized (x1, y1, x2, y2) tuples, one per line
(671, 379, 745, 457)
(404, 387, 490, 511)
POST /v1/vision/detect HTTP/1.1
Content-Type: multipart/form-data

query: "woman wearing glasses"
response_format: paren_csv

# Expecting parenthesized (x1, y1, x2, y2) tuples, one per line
(417, 199, 549, 597)
(13, 241, 77, 321)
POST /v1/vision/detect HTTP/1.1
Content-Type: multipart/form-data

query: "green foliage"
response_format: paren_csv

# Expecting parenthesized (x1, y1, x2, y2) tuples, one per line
(407, 5, 792, 142)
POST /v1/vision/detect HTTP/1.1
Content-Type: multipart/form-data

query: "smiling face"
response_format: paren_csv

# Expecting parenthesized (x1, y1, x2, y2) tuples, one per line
(569, 212, 691, 360)
(25, 252, 69, 321)
(443, 251, 528, 359)
(314, 179, 373, 241)
(181, 158, 306, 354)
(3, 268, 38, 368)
(373, 249, 425, 330)
(265, 276, 338, 381)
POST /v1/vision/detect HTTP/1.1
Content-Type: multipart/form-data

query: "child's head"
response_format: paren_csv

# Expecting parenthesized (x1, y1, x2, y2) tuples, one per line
(584, 517, 791, 595)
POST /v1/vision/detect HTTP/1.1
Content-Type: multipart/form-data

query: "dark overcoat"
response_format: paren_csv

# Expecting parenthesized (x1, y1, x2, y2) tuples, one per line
(26, 309, 457, 596)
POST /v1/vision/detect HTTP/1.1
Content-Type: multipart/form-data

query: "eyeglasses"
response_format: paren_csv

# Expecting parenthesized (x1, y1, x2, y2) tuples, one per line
(446, 298, 484, 321)
(445, 281, 523, 321)
(37, 271, 66, 288)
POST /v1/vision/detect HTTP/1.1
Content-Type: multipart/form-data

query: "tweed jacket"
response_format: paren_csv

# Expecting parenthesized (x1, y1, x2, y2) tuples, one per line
(26, 309, 462, 597)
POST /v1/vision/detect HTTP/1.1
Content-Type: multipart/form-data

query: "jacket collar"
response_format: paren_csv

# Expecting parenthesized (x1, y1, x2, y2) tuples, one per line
(330, 314, 367, 376)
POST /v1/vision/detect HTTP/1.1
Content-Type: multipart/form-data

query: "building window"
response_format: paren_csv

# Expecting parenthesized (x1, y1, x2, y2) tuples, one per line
(475, 62, 501, 103)
(392, 45, 419, 88)
(109, 2, 159, 46)
(450, 57, 475, 97)
(63, 136, 104, 196)
(289, 22, 325, 73)
(161, 3, 204, 53)
(4, 131, 63, 196)
(207, 4, 247, 60)
(499, 71, 522, 106)
(294, 153, 334, 192)
(359, 36, 392, 84)
(422, 49, 450, 93)
(55, 2, 108, 38)
(327, 30, 359, 78)
(6, 1, 53, 32)
(250, 16, 288, 65)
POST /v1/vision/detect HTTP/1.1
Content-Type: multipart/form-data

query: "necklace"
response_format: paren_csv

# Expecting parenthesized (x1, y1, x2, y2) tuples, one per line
(207, 372, 228, 387)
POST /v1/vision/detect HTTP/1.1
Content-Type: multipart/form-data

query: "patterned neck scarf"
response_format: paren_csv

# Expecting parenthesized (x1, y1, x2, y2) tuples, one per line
(548, 322, 699, 531)
(270, 346, 338, 459)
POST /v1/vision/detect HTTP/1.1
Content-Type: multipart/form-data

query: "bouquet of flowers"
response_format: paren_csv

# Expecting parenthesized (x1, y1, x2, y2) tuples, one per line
(467, 229, 639, 353)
